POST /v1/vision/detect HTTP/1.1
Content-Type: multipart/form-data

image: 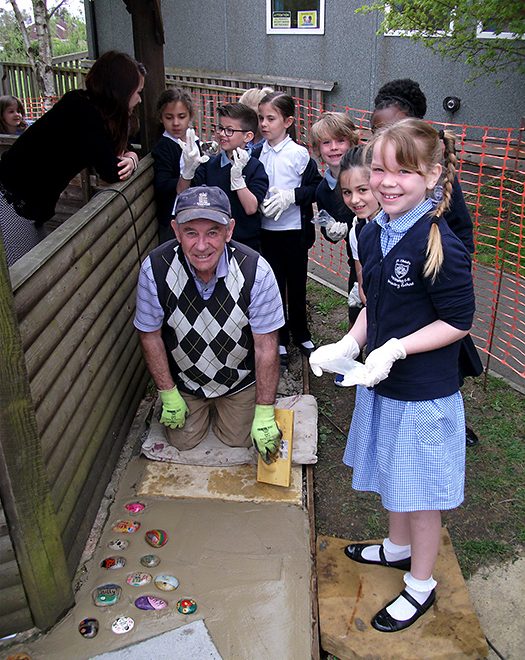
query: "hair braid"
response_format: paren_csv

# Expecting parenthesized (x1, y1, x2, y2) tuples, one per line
(434, 131, 457, 218)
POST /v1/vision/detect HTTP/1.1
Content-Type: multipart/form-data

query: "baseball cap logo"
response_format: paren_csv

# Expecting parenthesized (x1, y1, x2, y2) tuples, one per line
(197, 192, 211, 207)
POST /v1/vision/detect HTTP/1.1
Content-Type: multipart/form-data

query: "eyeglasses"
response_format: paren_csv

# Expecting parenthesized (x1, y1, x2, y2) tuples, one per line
(212, 124, 247, 137)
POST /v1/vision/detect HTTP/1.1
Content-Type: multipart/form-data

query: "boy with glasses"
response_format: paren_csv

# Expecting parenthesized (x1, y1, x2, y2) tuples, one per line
(177, 103, 269, 251)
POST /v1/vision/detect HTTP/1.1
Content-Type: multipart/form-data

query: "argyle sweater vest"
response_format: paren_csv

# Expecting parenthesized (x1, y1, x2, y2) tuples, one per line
(149, 240, 258, 398)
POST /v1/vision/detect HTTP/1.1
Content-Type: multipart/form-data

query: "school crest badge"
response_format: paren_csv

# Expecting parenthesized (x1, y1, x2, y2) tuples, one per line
(388, 258, 414, 289)
(394, 259, 410, 279)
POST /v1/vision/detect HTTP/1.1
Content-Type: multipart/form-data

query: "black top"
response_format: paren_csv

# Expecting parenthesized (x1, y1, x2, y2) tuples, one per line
(151, 135, 183, 228)
(0, 90, 122, 224)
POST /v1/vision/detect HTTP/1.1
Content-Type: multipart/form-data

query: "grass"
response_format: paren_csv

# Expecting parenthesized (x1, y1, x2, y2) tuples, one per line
(311, 284, 347, 316)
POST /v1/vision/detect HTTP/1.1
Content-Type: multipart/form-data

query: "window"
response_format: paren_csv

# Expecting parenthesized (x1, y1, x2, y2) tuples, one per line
(477, 20, 524, 40)
(383, 2, 453, 38)
(266, 0, 325, 35)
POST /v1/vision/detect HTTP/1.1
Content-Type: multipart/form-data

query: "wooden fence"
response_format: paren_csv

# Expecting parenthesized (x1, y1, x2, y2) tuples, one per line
(0, 156, 157, 636)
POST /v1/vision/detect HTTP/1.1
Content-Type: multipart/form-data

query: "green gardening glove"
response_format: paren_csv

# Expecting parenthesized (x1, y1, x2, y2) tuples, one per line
(250, 404, 282, 464)
(158, 386, 189, 429)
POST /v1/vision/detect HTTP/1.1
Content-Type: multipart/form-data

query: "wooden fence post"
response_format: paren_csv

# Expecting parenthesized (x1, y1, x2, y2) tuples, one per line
(0, 240, 73, 630)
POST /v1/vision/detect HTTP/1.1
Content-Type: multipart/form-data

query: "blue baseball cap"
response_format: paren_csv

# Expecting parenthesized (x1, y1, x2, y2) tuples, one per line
(173, 186, 231, 225)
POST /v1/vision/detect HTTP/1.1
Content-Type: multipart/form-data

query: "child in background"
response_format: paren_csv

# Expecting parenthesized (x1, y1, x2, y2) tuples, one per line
(152, 88, 195, 243)
(338, 146, 381, 308)
(372, 78, 482, 446)
(310, 118, 475, 633)
(0, 95, 27, 135)
(254, 92, 322, 367)
(238, 86, 274, 151)
(371, 78, 474, 255)
(311, 112, 360, 322)
(178, 103, 269, 252)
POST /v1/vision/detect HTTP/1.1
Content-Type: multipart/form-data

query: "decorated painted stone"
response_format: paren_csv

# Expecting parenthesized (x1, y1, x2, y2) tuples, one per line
(107, 537, 129, 551)
(145, 529, 168, 548)
(111, 616, 134, 635)
(140, 554, 160, 568)
(126, 571, 152, 587)
(78, 617, 99, 638)
(124, 501, 146, 514)
(100, 556, 126, 570)
(92, 583, 122, 607)
(154, 574, 179, 592)
(134, 595, 168, 611)
(112, 519, 140, 534)
(176, 598, 197, 614)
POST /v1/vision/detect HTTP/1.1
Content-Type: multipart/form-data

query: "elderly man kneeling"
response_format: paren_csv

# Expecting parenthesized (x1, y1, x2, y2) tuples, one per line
(134, 185, 284, 462)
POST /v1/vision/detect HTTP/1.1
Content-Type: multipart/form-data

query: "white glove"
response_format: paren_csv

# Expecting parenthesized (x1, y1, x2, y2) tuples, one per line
(181, 128, 209, 180)
(364, 338, 407, 387)
(325, 219, 348, 242)
(261, 187, 295, 221)
(309, 334, 360, 377)
(348, 282, 362, 308)
(230, 147, 250, 191)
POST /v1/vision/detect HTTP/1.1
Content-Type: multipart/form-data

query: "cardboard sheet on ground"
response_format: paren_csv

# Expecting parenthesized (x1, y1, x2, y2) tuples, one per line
(141, 394, 317, 466)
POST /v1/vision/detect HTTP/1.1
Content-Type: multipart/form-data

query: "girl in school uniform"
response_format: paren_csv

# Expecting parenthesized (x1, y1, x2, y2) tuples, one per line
(152, 88, 195, 243)
(253, 92, 322, 367)
(310, 118, 475, 632)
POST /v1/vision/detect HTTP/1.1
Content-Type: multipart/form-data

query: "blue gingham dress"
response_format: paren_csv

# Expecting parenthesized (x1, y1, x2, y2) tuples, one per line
(343, 201, 466, 512)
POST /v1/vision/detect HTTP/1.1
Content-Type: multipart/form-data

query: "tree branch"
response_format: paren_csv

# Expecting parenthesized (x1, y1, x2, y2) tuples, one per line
(48, 0, 69, 20)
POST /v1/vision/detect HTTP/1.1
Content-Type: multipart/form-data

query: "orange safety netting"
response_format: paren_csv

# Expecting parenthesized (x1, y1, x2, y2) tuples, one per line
(22, 93, 525, 380)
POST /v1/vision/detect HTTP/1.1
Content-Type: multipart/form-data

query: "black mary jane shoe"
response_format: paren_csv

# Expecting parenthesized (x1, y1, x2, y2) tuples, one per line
(344, 543, 411, 571)
(466, 426, 479, 447)
(371, 588, 436, 633)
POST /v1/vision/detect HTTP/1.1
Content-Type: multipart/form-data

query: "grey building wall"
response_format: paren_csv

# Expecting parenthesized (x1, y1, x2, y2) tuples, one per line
(90, 0, 524, 128)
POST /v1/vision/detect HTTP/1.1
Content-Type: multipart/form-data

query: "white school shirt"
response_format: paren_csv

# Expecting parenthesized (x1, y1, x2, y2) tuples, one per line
(259, 135, 309, 231)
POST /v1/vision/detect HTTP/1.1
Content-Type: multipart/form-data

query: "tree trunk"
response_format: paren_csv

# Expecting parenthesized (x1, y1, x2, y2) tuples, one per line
(32, 0, 55, 108)
(9, 0, 56, 106)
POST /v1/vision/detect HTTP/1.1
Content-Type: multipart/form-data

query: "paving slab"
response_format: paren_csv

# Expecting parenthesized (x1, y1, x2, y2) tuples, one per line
(316, 531, 488, 659)
(137, 462, 304, 505)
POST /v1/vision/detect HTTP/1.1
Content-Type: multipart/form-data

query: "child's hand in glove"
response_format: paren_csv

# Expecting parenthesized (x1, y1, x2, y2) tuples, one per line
(309, 334, 360, 377)
(325, 218, 348, 241)
(364, 338, 407, 386)
(230, 147, 250, 190)
(181, 128, 209, 180)
(261, 187, 295, 221)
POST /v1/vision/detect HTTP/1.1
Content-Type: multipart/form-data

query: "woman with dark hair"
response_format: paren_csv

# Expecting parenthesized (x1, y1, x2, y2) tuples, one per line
(0, 50, 145, 267)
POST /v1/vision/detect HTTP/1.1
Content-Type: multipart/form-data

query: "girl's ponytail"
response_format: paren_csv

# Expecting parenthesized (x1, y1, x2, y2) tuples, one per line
(424, 129, 456, 282)
(434, 130, 457, 218)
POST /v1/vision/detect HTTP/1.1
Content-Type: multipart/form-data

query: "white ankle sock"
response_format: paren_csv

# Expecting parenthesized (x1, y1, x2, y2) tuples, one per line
(361, 537, 411, 562)
(279, 345, 288, 355)
(301, 340, 315, 350)
(385, 573, 437, 621)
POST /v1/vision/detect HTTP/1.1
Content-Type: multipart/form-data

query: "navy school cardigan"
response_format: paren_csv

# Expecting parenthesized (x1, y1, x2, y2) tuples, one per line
(358, 213, 475, 401)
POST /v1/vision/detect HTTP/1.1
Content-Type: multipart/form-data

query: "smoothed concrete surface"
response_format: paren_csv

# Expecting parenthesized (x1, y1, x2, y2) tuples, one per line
(4, 458, 313, 660)
(467, 556, 525, 660)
